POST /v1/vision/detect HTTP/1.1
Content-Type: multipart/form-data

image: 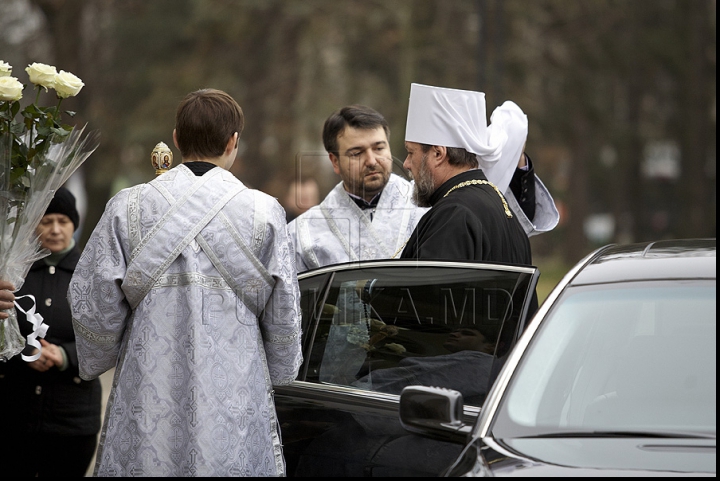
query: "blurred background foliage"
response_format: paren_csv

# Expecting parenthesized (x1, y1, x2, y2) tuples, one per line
(1, 0, 716, 291)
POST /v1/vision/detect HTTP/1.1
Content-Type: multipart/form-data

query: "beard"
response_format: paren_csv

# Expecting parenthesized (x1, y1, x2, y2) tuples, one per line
(339, 162, 391, 201)
(412, 154, 435, 207)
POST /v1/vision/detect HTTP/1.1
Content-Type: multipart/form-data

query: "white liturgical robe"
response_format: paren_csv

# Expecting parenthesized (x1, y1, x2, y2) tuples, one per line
(69, 164, 302, 476)
(288, 174, 427, 272)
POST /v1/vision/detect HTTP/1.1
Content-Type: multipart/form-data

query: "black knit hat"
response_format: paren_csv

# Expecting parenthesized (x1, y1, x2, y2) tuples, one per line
(45, 187, 80, 230)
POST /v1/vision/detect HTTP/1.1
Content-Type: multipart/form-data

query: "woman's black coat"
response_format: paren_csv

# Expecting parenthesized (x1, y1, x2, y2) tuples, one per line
(0, 246, 102, 436)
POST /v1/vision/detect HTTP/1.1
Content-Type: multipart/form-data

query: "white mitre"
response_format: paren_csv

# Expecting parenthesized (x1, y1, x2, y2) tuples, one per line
(405, 83, 527, 194)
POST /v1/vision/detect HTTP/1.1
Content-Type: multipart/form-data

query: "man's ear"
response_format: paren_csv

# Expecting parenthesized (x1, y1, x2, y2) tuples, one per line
(172, 129, 180, 150)
(433, 145, 448, 165)
(225, 132, 239, 155)
(329, 152, 341, 175)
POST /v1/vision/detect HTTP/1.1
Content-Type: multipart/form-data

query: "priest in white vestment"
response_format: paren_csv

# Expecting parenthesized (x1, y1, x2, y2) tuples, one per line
(69, 89, 302, 477)
(288, 104, 558, 273)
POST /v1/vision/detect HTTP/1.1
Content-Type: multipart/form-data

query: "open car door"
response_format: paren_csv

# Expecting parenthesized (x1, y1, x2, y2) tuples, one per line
(275, 259, 539, 477)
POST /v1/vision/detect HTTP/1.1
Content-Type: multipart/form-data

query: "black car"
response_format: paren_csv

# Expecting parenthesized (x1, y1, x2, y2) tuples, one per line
(399, 239, 716, 476)
(275, 259, 539, 476)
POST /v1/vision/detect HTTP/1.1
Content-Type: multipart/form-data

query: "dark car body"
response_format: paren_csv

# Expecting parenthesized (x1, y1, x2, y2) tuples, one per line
(399, 239, 716, 476)
(274, 259, 539, 476)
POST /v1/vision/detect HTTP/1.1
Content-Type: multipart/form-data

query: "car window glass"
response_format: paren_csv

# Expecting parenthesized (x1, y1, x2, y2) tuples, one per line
(304, 265, 535, 407)
(296, 272, 331, 380)
(298, 273, 330, 334)
(493, 281, 716, 437)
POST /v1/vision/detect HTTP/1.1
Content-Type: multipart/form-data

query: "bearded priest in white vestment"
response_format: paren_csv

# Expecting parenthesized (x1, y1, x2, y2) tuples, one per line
(69, 89, 302, 477)
(288, 104, 558, 273)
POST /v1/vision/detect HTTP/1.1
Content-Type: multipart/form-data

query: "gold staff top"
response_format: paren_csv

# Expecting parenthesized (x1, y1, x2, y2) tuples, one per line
(151, 141, 173, 175)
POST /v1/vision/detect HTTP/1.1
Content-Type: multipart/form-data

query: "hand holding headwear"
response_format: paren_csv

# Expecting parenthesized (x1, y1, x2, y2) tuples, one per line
(405, 83, 528, 193)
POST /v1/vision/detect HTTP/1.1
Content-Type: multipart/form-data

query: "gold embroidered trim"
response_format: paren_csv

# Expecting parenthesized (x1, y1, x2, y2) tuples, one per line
(392, 239, 409, 259)
(443, 180, 513, 218)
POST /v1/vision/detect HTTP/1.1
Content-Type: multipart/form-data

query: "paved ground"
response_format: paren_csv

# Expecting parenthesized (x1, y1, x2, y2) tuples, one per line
(86, 368, 114, 476)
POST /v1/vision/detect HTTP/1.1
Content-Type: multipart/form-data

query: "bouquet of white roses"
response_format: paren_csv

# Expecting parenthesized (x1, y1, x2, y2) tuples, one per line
(0, 61, 99, 361)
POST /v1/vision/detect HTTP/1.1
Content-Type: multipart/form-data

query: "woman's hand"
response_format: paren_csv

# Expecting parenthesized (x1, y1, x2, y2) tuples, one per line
(27, 339, 64, 372)
(0, 280, 16, 319)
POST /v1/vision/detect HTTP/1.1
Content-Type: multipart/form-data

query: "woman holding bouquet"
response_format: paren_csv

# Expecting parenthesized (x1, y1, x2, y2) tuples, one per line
(0, 187, 101, 477)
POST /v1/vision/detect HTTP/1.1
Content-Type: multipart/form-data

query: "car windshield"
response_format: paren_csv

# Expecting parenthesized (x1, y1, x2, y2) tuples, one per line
(490, 280, 716, 439)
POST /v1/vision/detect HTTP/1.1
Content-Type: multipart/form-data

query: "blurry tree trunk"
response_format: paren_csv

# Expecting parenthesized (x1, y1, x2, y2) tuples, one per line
(33, 0, 83, 75)
(395, 3, 415, 158)
(477, 0, 504, 109)
(566, 112, 590, 264)
(32, 0, 87, 122)
(234, 5, 302, 192)
(677, 0, 715, 238)
(31, 0, 113, 247)
(624, 84, 644, 243)
(80, 0, 123, 249)
(614, 64, 644, 244)
(477, 0, 486, 92)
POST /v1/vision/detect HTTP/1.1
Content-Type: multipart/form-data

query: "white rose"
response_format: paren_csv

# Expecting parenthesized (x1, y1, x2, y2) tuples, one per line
(0, 60, 12, 77)
(25, 62, 57, 91)
(0, 76, 24, 101)
(54, 70, 84, 98)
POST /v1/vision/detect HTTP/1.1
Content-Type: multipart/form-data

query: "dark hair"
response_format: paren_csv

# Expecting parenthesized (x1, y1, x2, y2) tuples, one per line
(322, 105, 390, 155)
(175, 89, 244, 159)
(420, 144, 478, 168)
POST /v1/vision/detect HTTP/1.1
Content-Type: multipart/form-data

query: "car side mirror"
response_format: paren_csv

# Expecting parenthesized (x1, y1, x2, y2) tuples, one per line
(399, 386, 472, 444)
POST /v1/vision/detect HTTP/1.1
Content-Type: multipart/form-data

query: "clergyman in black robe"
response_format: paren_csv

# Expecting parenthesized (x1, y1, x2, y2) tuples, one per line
(400, 83, 540, 320)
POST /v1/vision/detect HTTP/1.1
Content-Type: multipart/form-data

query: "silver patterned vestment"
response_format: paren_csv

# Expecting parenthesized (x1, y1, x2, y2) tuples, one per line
(288, 173, 558, 272)
(288, 174, 427, 272)
(505, 174, 559, 238)
(69, 165, 303, 476)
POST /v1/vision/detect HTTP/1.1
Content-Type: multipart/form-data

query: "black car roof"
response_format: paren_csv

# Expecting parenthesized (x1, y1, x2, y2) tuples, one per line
(569, 238, 716, 286)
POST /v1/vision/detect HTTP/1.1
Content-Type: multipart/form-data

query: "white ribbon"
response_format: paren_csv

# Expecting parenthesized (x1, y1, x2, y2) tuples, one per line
(14, 294, 49, 362)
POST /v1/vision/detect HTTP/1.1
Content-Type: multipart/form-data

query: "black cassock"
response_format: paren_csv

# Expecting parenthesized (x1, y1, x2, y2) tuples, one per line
(400, 168, 538, 323)
(400, 168, 532, 265)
